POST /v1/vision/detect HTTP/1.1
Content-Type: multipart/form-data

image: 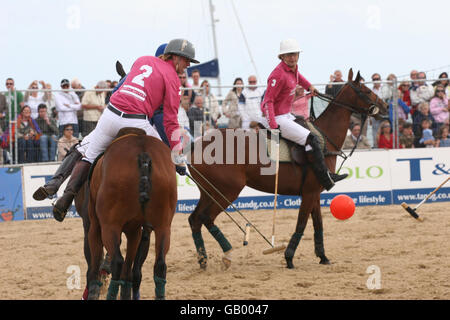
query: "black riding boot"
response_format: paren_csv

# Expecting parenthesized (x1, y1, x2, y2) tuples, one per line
(33, 144, 82, 200)
(306, 134, 348, 191)
(52, 160, 91, 222)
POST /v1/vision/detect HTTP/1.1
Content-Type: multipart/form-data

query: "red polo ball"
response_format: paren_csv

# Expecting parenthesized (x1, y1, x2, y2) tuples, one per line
(330, 194, 355, 220)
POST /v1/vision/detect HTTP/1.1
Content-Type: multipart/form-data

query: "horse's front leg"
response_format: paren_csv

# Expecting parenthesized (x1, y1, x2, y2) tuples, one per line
(284, 194, 315, 269)
(311, 197, 331, 265)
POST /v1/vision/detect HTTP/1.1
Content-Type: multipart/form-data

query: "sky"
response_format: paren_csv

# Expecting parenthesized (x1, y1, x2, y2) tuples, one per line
(1, 0, 449, 95)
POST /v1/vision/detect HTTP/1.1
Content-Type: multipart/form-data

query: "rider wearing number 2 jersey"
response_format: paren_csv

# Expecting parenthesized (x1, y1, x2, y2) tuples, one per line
(45, 38, 199, 222)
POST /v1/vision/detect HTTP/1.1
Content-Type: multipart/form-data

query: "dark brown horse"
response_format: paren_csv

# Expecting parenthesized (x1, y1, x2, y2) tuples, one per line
(187, 69, 388, 269)
(85, 129, 177, 300)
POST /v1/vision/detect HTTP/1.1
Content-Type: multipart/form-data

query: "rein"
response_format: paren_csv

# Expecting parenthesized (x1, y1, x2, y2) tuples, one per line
(312, 82, 376, 172)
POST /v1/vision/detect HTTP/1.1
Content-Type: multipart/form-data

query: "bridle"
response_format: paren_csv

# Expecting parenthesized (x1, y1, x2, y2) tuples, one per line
(315, 81, 383, 118)
(312, 81, 386, 171)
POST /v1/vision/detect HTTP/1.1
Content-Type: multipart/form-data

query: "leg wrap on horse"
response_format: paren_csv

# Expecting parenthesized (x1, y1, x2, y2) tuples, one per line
(154, 275, 166, 300)
(88, 280, 103, 300)
(285, 232, 304, 259)
(120, 281, 133, 300)
(207, 225, 232, 253)
(314, 230, 325, 257)
(192, 231, 208, 265)
(106, 279, 123, 300)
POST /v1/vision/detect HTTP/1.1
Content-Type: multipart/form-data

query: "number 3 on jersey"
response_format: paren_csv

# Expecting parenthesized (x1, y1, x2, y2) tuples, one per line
(132, 65, 153, 87)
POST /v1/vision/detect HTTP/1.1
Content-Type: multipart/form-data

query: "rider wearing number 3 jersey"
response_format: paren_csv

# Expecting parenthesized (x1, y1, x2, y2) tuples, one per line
(44, 38, 199, 222)
(261, 39, 347, 191)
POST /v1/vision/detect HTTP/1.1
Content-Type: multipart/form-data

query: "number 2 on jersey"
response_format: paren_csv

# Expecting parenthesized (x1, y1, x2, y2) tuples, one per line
(131, 65, 153, 87)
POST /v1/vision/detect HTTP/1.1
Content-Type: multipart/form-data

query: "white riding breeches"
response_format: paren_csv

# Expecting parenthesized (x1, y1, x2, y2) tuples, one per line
(80, 107, 161, 163)
(262, 113, 311, 146)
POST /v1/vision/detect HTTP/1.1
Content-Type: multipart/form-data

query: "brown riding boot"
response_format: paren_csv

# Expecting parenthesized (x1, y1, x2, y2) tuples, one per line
(52, 160, 91, 222)
(33, 145, 82, 200)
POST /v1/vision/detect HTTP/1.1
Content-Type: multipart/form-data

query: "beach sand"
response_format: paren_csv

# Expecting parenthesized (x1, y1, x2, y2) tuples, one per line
(0, 202, 449, 300)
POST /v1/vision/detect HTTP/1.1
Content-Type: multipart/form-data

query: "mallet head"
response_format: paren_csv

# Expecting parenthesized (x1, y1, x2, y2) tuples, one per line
(401, 202, 424, 222)
(243, 223, 251, 246)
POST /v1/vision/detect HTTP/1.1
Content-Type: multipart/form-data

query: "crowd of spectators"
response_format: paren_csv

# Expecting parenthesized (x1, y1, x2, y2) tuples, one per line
(1, 68, 449, 165)
(340, 69, 449, 151)
(1, 77, 112, 164)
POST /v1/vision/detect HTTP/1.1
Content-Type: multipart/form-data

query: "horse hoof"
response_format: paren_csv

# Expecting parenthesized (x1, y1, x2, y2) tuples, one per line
(87, 281, 102, 300)
(199, 258, 207, 269)
(222, 257, 232, 270)
(285, 257, 295, 269)
(319, 257, 331, 265)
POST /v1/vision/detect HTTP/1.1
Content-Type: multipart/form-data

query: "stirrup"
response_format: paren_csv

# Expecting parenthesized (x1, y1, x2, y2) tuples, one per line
(330, 172, 348, 183)
(322, 171, 335, 191)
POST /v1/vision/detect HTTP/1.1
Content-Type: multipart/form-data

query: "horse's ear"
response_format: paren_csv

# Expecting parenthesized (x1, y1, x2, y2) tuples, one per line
(355, 71, 361, 84)
(116, 60, 127, 78)
(348, 68, 354, 82)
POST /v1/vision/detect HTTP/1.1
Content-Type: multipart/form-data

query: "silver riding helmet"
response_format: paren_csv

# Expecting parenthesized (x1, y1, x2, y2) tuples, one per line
(164, 39, 200, 64)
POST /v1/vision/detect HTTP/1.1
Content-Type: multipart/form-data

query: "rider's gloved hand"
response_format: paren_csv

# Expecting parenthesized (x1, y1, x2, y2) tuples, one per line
(175, 164, 186, 176)
(174, 154, 187, 176)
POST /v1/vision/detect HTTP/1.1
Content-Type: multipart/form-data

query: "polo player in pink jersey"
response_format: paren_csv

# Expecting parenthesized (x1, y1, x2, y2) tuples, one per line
(261, 38, 347, 190)
(50, 38, 199, 222)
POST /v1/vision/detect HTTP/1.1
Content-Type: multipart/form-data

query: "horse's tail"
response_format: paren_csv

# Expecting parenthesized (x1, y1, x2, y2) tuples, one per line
(137, 152, 152, 214)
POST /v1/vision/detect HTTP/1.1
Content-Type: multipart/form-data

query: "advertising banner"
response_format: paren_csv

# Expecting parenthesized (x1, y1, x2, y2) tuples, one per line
(389, 148, 450, 204)
(11, 148, 450, 222)
(0, 167, 25, 222)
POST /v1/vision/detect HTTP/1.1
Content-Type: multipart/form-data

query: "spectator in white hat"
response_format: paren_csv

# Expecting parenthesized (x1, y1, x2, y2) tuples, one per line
(54, 78, 82, 138)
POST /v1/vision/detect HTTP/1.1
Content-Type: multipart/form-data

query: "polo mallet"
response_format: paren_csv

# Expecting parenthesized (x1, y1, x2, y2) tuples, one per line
(401, 176, 450, 222)
(185, 171, 247, 235)
(187, 164, 285, 254)
(243, 223, 251, 246)
(262, 139, 286, 255)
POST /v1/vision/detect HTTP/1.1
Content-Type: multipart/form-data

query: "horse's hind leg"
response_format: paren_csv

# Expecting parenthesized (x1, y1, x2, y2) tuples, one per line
(285, 194, 315, 269)
(153, 227, 171, 300)
(102, 225, 123, 300)
(132, 227, 151, 300)
(311, 197, 331, 265)
(119, 225, 142, 300)
(188, 195, 211, 270)
(203, 206, 233, 270)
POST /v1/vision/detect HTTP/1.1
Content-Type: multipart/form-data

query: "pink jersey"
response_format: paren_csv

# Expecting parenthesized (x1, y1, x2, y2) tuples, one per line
(110, 56, 181, 150)
(261, 61, 312, 129)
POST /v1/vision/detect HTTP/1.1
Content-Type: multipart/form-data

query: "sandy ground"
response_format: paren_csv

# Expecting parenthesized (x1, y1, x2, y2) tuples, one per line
(0, 202, 449, 300)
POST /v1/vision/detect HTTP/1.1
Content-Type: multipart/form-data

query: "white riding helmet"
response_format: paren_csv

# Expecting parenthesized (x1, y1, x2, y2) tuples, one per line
(278, 39, 303, 59)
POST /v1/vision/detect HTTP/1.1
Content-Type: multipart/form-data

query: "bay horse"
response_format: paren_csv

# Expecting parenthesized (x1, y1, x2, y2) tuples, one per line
(187, 69, 388, 269)
(85, 128, 177, 300)
(75, 166, 151, 300)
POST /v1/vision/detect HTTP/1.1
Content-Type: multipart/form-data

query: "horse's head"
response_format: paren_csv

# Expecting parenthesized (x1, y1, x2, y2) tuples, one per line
(346, 68, 389, 120)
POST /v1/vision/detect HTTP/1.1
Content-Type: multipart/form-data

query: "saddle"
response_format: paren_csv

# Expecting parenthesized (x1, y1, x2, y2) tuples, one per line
(258, 116, 326, 166)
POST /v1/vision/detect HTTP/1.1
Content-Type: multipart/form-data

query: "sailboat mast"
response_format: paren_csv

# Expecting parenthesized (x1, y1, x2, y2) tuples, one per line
(208, 0, 222, 95)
